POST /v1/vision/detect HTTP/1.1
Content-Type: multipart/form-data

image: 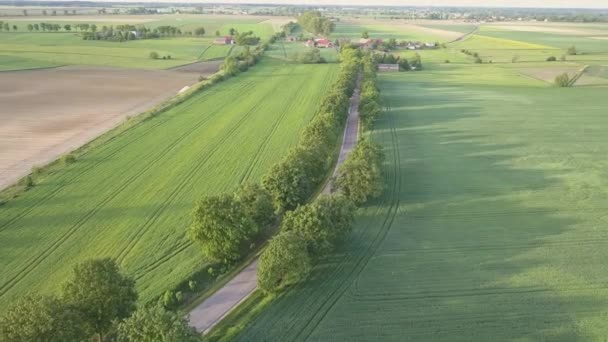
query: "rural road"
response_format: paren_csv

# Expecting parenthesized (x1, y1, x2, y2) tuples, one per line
(187, 73, 363, 334)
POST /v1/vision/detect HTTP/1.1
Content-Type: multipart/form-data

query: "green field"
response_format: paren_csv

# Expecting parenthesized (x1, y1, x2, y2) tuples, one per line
(265, 41, 339, 63)
(0, 15, 276, 70)
(233, 47, 608, 340)
(0, 60, 338, 309)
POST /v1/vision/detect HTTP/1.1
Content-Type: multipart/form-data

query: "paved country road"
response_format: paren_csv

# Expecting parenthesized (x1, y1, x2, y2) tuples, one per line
(187, 73, 363, 334)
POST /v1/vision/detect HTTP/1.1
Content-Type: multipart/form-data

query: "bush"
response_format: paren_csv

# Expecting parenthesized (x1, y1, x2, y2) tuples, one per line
(567, 45, 577, 55)
(23, 175, 34, 189)
(546, 56, 557, 62)
(188, 280, 198, 291)
(554, 73, 571, 87)
(445, 59, 450, 63)
(162, 290, 176, 308)
(257, 232, 311, 293)
(117, 304, 201, 342)
(474, 57, 483, 64)
(63, 153, 76, 165)
(175, 291, 183, 303)
(149, 51, 159, 59)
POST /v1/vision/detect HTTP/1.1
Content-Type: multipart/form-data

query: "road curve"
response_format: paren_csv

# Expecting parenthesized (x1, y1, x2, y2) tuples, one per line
(187, 72, 363, 334)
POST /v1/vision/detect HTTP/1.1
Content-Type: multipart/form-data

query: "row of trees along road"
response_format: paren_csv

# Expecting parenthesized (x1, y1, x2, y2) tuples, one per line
(0, 258, 201, 342)
(297, 11, 335, 36)
(189, 45, 360, 284)
(257, 53, 386, 293)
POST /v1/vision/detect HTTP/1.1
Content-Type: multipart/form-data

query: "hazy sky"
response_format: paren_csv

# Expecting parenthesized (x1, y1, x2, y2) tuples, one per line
(51, 0, 607, 9)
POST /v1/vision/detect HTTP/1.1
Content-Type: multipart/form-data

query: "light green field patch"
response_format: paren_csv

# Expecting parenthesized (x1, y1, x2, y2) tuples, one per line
(0, 54, 59, 71)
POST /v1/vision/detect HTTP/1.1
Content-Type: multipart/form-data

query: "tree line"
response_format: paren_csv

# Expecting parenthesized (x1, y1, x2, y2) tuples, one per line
(258, 52, 386, 293)
(373, 52, 422, 71)
(0, 258, 200, 342)
(297, 11, 335, 36)
(189, 45, 361, 286)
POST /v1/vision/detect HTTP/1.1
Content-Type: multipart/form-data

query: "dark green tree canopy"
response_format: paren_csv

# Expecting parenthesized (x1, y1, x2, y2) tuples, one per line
(257, 232, 311, 293)
(235, 182, 276, 228)
(117, 304, 201, 342)
(0, 294, 85, 342)
(281, 195, 355, 256)
(189, 194, 258, 262)
(335, 139, 385, 204)
(62, 258, 138, 340)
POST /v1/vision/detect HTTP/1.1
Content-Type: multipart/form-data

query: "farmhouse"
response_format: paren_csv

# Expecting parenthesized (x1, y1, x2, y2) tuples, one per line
(214, 36, 235, 45)
(378, 64, 399, 72)
(315, 38, 333, 48)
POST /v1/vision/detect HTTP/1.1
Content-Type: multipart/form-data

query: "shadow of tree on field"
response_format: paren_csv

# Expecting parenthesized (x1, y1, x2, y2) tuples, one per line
(234, 77, 608, 341)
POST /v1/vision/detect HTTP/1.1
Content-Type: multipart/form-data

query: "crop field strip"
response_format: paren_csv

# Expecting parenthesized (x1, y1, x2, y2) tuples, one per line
(234, 36, 608, 340)
(0, 60, 338, 308)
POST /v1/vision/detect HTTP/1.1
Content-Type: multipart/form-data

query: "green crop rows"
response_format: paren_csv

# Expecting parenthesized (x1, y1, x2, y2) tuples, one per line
(0, 60, 338, 310)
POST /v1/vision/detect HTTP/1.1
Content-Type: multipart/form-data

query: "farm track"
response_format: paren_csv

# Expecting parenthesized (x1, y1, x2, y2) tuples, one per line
(0, 75, 265, 298)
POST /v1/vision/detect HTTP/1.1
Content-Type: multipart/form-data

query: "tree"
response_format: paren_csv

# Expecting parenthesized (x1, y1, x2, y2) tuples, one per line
(3, 23, 9, 32)
(149, 51, 159, 59)
(257, 232, 311, 293)
(235, 183, 275, 228)
(215, 30, 220, 36)
(0, 295, 86, 342)
(567, 45, 577, 55)
(281, 195, 355, 256)
(22, 9, 27, 16)
(194, 27, 205, 36)
(62, 258, 138, 341)
(64, 24, 71, 31)
(554, 73, 571, 87)
(220, 56, 240, 76)
(117, 304, 201, 342)
(262, 149, 320, 213)
(189, 194, 258, 262)
(335, 139, 384, 204)
(295, 48, 324, 64)
(27, 24, 33, 31)
(229, 27, 236, 36)
(361, 31, 369, 39)
(546, 56, 557, 62)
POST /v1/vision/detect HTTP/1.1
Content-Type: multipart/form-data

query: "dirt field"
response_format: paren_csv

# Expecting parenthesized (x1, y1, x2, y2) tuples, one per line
(0, 62, 219, 190)
(518, 66, 582, 83)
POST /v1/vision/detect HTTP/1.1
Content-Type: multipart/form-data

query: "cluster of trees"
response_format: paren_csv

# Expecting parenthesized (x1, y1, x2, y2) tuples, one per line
(373, 52, 422, 71)
(234, 30, 261, 46)
(0, 258, 200, 341)
(0, 22, 18, 31)
(282, 21, 298, 35)
(82, 25, 185, 41)
(292, 48, 326, 64)
(461, 49, 484, 64)
(221, 45, 265, 76)
(554, 73, 572, 87)
(297, 11, 335, 36)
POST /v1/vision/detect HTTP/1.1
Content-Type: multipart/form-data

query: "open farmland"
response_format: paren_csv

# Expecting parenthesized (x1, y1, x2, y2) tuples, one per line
(0, 60, 338, 310)
(0, 62, 222, 190)
(0, 14, 278, 70)
(232, 36, 608, 341)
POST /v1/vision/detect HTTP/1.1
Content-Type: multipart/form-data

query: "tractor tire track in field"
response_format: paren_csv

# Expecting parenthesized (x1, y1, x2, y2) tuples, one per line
(0, 78, 262, 298)
(238, 69, 310, 184)
(293, 112, 402, 342)
(115, 66, 296, 265)
(0, 78, 257, 233)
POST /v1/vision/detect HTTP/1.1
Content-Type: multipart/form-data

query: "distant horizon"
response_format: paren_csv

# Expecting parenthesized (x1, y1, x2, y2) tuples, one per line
(27, 0, 608, 10)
